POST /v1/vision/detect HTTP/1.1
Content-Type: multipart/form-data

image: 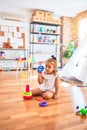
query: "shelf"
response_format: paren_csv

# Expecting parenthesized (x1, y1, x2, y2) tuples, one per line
(0, 48, 28, 50)
(0, 49, 28, 69)
(29, 21, 62, 68)
(2, 67, 27, 70)
(30, 21, 61, 26)
(30, 52, 55, 54)
(30, 32, 60, 36)
(0, 59, 16, 60)
(30, 42, 59, 45)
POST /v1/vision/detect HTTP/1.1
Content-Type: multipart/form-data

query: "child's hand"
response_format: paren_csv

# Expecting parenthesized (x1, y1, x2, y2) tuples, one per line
(53, 94, 59, 99)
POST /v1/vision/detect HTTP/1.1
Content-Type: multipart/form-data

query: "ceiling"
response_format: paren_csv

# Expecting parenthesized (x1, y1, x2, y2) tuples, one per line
(0, 0, 87, 16)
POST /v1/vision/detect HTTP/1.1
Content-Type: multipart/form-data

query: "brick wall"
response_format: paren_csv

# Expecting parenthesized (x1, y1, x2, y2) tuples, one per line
(61, 10, 87, 45)
(61, 16, 73, 44)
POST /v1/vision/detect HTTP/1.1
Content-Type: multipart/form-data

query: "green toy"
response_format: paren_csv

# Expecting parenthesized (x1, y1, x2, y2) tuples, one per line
(76, 106, 87, 116)
(32, 58, 36, 62)
(80, 108, 87, 115)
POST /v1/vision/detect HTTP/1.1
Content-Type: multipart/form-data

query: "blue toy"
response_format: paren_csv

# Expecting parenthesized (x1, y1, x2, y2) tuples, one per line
(37, 65, 44, 73)
(39, 101, 48, 107)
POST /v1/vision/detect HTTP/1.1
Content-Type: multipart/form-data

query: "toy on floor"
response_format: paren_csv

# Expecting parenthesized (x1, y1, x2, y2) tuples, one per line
(39, 101, 48, 107)
(23, 84, 32, 99)
(37, 65, 44, 73)
(21, 71, 27, 78)
(36, 97, 43, 101)
(76, 105, 87, 116)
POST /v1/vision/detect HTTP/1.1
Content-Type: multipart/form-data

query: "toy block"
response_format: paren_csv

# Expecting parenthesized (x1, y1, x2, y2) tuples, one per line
(0, 31, 4, 36)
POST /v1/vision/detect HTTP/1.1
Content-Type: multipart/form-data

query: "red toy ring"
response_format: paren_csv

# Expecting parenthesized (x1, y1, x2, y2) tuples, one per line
(23, 95, 32, 100)
(39, 101, 48, 107)
(36, 97, 43, 101)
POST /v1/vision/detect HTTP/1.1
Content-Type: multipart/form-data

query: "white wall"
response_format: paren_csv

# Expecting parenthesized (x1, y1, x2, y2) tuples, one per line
(0, 7, 33, 69)
(0, 7, 33, 49)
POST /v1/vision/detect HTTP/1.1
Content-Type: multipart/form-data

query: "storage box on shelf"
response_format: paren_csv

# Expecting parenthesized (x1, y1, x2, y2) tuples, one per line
(31, 16, 40, 22)
(32, 10, 44, 18)
(31, 10, 61, 25)
(44, 12, 53, 19)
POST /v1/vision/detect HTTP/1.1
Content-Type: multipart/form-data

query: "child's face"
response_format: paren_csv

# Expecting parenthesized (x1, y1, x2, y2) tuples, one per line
(45, 62, 54, 74)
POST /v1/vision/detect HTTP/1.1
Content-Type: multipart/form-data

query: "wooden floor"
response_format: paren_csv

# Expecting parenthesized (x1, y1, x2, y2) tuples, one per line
(0, 70, 87, 130)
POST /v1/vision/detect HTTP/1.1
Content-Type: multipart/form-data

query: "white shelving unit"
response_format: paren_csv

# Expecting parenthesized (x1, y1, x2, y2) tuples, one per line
(29, 21, 62, 68)
(0, 48, 28, 70)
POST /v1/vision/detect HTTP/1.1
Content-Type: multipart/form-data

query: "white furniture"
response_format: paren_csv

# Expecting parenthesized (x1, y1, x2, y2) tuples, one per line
(29, 21, 62, 68)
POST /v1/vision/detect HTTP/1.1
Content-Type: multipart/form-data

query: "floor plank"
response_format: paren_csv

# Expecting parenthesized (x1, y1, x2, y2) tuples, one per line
(0, 71, 87, 130)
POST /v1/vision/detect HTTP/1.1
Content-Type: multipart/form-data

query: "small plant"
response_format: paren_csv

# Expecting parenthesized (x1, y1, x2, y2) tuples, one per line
(63, 41, 76, 59)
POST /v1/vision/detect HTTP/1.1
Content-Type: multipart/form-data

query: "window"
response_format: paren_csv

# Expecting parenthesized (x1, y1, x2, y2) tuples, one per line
(79, 18, 87, 41)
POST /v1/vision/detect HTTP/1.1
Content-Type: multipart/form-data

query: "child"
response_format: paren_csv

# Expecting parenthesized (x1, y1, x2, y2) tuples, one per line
(32, 55, 59, 99)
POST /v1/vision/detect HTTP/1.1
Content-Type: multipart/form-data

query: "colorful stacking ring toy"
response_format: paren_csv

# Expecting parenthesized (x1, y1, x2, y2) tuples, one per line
(39, 101, 48, 107)
(36, 97, 43, 101)
(23, 91, 32, 99)
(23, 95, 32, 99)
(23, 85, 32, 100)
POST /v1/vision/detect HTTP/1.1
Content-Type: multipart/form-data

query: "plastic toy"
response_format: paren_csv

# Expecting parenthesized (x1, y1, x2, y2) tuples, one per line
(23, 84, 32, 99)
(21, 71, 27, 78)
(16, 57, 26, 61)
(76, 106, 87, 116)
(0, 51, 6, 59)
(31, 57, 36, 62)
(37, 65, 44, 72)
(36, 97, 43, 101)
(39, 101, 48, 107)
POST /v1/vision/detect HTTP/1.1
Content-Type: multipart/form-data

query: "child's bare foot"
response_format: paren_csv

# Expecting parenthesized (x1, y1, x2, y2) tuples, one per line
(53, 94, 59, 99)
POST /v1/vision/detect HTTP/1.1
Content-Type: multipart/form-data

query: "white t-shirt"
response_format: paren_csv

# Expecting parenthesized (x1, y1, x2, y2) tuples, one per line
(39, 72, 57, 92)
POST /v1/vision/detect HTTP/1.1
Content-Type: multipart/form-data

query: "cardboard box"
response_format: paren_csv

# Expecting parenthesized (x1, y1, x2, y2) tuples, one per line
(44, 12, 53, 19)
(40, 18, 47, 23)
(31, 16, 40, 22)
(33, 10, 44, 18)
(47, 18, 53, 23)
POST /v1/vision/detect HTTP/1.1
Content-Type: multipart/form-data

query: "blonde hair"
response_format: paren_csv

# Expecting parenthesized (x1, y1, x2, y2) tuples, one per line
(46, 57, 57, 75)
